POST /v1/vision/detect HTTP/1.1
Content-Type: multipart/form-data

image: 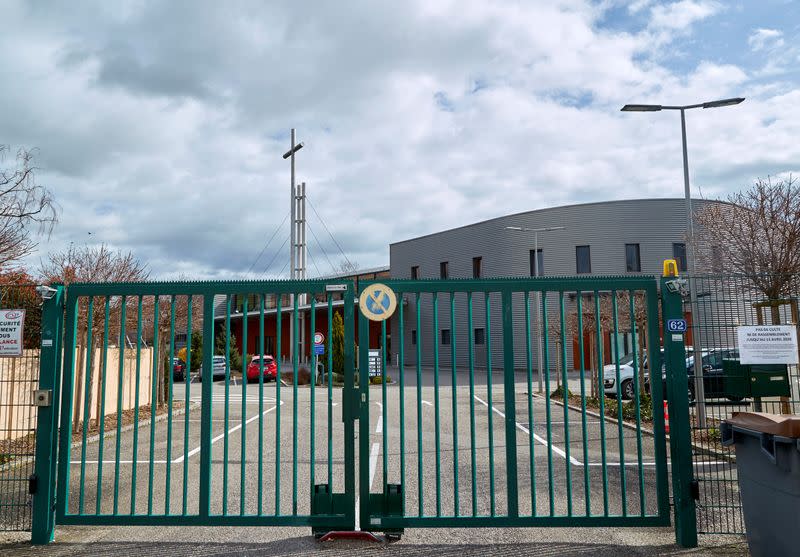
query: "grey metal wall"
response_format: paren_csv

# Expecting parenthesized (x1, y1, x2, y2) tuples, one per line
(389, 198, 721, 370)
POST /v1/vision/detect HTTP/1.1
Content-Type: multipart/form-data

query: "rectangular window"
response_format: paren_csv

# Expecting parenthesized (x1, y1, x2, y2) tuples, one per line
(711, 245, 723, 273)
(673, 243, 687, 272)
(474, 328, 485, 345)
(529, 249, 544, 276)
(411, 330, 417, 345)
(576, 245, 591, 274)
(440, 261, 449, 279)
(441, 329, 451, 345)
(625, 243, 641, 272)
(411, 265, 419, 279)
(472, 257, 482, 278)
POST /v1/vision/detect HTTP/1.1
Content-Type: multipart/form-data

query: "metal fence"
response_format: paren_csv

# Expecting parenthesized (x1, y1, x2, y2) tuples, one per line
(687, 273, 800, 534)
(0, 284, 42, 532)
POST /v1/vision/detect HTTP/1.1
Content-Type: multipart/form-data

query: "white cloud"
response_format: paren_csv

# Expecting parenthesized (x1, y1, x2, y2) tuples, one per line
(748, 28, 785, 51)
(649, 0, 722, 31)
(0, 0, 796, 279)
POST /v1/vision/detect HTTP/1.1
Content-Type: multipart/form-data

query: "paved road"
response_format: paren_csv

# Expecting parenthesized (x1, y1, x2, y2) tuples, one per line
(1, 376, 749, 555)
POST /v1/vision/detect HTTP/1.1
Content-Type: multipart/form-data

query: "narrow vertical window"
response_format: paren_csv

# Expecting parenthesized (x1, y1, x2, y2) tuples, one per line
(411, 330, 417, 345)
(529, 249, 544, 276)
(576, 245, 591, 274)
(441, 329, 451, 345)
(625, 243, 641, 272)
(672, 243, 687, 272)
(440, 261, 449, 279)
(472, 257, 482, 278)
(411, 265, 419, 279)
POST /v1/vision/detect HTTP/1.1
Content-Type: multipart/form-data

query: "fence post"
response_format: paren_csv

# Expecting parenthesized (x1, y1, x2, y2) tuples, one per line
(31, 285, 65, 545)
(661, 276, 698, 548)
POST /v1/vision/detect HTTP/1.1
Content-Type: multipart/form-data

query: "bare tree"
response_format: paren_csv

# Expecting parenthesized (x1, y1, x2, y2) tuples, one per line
(694, 176, 800, 300)
(40, 244, 149, 430)
(547, 291, 651, 398)
(336, 259, 359, 275)
(0, 146, 59, 269)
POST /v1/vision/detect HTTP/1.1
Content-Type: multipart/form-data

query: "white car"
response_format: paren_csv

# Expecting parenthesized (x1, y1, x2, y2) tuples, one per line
(604, 348, 699, 400)
(603, 352, 645, 400)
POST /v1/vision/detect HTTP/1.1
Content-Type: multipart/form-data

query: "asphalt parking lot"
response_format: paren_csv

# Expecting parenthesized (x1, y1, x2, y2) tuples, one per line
(2, 373, 748, 555)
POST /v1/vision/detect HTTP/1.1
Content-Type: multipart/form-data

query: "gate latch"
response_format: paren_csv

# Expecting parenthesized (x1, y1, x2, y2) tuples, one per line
(33, 389, 52, 407)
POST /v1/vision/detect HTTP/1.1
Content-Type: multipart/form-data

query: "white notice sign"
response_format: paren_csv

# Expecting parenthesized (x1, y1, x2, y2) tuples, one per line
(0, 309, 25, 357)
(737, 325, 799, 365)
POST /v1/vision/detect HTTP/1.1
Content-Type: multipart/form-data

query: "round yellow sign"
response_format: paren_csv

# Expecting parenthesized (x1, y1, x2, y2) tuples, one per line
(359, 283, 398, 321)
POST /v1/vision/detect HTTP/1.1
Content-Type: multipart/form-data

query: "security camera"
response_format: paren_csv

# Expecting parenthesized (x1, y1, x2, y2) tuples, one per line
(35, 285, 58, 300)
(665, 278, 689, 297)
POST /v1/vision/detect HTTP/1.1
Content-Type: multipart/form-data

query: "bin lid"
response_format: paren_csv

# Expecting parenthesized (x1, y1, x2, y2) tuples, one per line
(725, 412, 800, 438)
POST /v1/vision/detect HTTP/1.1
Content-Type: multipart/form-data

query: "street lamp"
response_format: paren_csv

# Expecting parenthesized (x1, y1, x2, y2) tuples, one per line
(621, 96, 744, 427)
(506, 225, 566, 393)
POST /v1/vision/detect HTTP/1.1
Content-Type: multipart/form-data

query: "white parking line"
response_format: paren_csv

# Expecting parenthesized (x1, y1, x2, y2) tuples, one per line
(421, 400, 432, 407)
(174, 401, 283, 463)
(474, 394, 583, 466)
(70, 460, 169, 465)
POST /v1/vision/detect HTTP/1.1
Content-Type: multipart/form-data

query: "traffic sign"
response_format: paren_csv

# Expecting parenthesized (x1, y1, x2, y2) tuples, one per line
(666, 319, 687, 333)
(314, 343, 325, 355)
(314, 332, 325, 345)
(358, 283, 397, 321)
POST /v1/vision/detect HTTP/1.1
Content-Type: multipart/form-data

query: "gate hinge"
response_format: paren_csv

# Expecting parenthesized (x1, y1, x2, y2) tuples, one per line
(29, 474, 38, 495)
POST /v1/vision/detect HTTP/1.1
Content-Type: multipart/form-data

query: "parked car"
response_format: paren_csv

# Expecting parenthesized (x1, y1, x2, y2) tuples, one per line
(172, 358, 186, 382)
(603, 349, 677, 400)
(246, 355, 277, 383)
(194, 355, 229, 382)
(661, 348, 744, 402)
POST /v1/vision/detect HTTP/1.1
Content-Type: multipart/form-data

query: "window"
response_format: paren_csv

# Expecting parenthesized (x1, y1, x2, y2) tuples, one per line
(474, 328, 485, 345)
(411, 265, 419, 279)
(673, 243, 687, 272)
(711, 245, 723, 273)
(472, 257, 482, 278)
(441, 329, 451, 345)
(625, 243, 641, 272)
(529, 249, 544, 276)
(440, 261, 449, 279)
(576, 245, 591, 274)
(411, 330, 417, 345)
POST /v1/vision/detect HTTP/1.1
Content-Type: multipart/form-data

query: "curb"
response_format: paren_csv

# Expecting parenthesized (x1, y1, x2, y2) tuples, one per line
(536, 393, 734, 462)
(0, 402, 198, 474)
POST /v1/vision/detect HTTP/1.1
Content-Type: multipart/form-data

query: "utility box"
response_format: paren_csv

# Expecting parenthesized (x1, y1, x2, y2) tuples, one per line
(723, 359, 790, 399)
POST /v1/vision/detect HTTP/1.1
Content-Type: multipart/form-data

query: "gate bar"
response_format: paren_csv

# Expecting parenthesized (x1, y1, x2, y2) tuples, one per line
(199, 294, 215, 518)
(31, 285, 65, 545)
(501, 290, 519, 518)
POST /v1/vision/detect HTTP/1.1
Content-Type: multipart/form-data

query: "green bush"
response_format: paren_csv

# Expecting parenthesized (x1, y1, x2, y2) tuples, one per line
(603, 393, 653, 422)
(549, 385, 573, 400)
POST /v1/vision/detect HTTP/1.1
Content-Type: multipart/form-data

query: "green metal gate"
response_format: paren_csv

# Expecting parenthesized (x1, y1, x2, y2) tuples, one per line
(357, 277, 672, 530)
(28, 275, 699, 546)
(34, 279, 357, 541)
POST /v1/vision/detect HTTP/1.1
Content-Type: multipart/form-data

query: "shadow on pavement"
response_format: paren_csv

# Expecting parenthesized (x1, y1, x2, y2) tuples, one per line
(0, 538, 748, 557)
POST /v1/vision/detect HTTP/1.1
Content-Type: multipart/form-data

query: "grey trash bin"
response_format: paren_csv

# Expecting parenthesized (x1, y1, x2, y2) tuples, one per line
(721, 412, 800, 557)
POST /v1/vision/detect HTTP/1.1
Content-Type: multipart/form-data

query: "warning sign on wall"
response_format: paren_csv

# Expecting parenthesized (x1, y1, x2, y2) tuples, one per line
(0, 309, 25, 357)
(737, 325, 799, 365)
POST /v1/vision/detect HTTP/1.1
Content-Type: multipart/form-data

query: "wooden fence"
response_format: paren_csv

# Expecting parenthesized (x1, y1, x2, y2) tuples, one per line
(0, 347, 156, 441)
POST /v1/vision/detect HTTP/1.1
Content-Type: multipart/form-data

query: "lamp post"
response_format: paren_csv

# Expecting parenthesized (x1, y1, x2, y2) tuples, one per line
(283, 130, 304, 363)
(506, 225, 565, 393)
(621, 97, 744, 427)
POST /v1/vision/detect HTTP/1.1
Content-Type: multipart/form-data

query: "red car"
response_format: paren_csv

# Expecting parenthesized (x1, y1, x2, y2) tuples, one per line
(246, 355, 277, 383)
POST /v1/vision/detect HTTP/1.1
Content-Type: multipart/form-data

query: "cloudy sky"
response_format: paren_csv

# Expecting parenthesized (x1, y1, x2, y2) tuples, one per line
(3, 0, 799, 279)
